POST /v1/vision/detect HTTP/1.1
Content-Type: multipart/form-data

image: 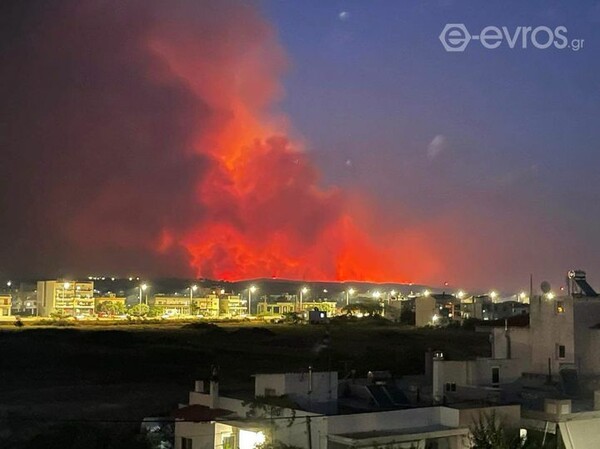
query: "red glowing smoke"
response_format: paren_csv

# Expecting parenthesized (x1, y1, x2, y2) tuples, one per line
(147, 2, 441, 282)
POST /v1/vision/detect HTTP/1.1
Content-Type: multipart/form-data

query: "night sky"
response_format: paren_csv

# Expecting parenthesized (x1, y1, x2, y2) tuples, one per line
(1, 1, 599, 290)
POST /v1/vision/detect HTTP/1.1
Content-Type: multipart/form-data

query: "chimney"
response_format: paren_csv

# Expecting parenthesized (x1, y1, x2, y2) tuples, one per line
(544, 398, 571, 416)
(194, 380, 205, 393)
(209, 366, 219, 409)
(432, 350, 445, 405)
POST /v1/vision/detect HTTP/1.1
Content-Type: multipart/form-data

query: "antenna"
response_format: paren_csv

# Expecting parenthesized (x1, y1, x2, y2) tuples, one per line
(529, 274, 533, 299)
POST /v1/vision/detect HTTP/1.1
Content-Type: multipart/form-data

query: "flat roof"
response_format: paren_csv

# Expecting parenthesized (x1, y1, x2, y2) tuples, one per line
(330, 425, 469, 445)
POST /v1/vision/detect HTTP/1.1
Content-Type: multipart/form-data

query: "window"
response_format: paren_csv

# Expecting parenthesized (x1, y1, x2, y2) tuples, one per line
(556, 301, 565, 314)
(182, 437, 193, 449)
(222, 435, 235, 449)
(492, 367, 500, 386)
(558, 344, 566, 359)
(445, 382, 456, 392)
(264, 388, 276, 397)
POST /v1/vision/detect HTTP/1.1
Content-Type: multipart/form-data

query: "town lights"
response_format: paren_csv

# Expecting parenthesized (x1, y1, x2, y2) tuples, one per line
(432, 314, 439, 323)
(6, 281, 12, 288)
(63, 282, 71, 289)
(519, 291, 527, 300)
(489, 291, 498, 301)
(546, 292, 555, 300)
(457, 290, 465, 299)
(372, 291, 381, 299)
(423, 290, 430, 297)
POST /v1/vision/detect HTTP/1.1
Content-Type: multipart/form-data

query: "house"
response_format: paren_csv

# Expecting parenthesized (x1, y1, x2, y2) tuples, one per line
(428, 273, 600, 448)
(170, 369, 520, 449)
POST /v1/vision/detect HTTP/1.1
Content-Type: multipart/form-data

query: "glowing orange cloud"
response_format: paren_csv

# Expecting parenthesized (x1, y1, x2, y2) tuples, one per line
(146, 2, 441, 283)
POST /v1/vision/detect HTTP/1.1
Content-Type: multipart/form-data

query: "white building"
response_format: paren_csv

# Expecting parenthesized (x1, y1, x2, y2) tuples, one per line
(171, 370, 519, 449)
(430, 288, 600, 448)
(37, 280, 95, 317)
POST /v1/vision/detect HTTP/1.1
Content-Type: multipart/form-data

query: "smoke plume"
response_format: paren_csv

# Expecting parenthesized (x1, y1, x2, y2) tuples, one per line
(0, 0, 440, 282)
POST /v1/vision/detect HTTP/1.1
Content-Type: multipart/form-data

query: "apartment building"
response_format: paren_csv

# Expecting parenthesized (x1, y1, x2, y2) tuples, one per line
(218, 294, 247, 317)
(192, 294, 220, 318)
(37, 280, 94, 317)
(256, 301, 337, 316)
(0, 294, 11, 317)
(256, 301, 296, 315)
(149, 295, 191, 316)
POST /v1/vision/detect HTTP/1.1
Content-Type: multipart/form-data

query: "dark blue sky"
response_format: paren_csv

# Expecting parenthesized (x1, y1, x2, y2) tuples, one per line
(259, 0, 600, 289)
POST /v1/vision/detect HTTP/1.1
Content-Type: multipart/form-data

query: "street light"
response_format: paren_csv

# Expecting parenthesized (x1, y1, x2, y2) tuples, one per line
(489, 291, 498, 302)
(519, 291, 527, 301)
(190, 284, 198, 301)
(423, 290, 430, 297)
(372, 291, 381, 299)
(62, 282, 71, 312)
(6, 280, 12, 288)
(249, 285, 257, 315)
(139, 283, 148, 304)
(300, 287, 309, 310)
(457, 290, 465, 299)
(345, 287, 355, 306)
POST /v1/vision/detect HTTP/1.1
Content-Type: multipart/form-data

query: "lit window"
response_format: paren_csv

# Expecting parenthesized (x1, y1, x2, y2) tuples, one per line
(239, 430, 265, 449)
(556, 302, 564, 314)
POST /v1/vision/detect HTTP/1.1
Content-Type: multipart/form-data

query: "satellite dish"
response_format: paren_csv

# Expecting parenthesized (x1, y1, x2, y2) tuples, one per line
(540, 281, 552, 294)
